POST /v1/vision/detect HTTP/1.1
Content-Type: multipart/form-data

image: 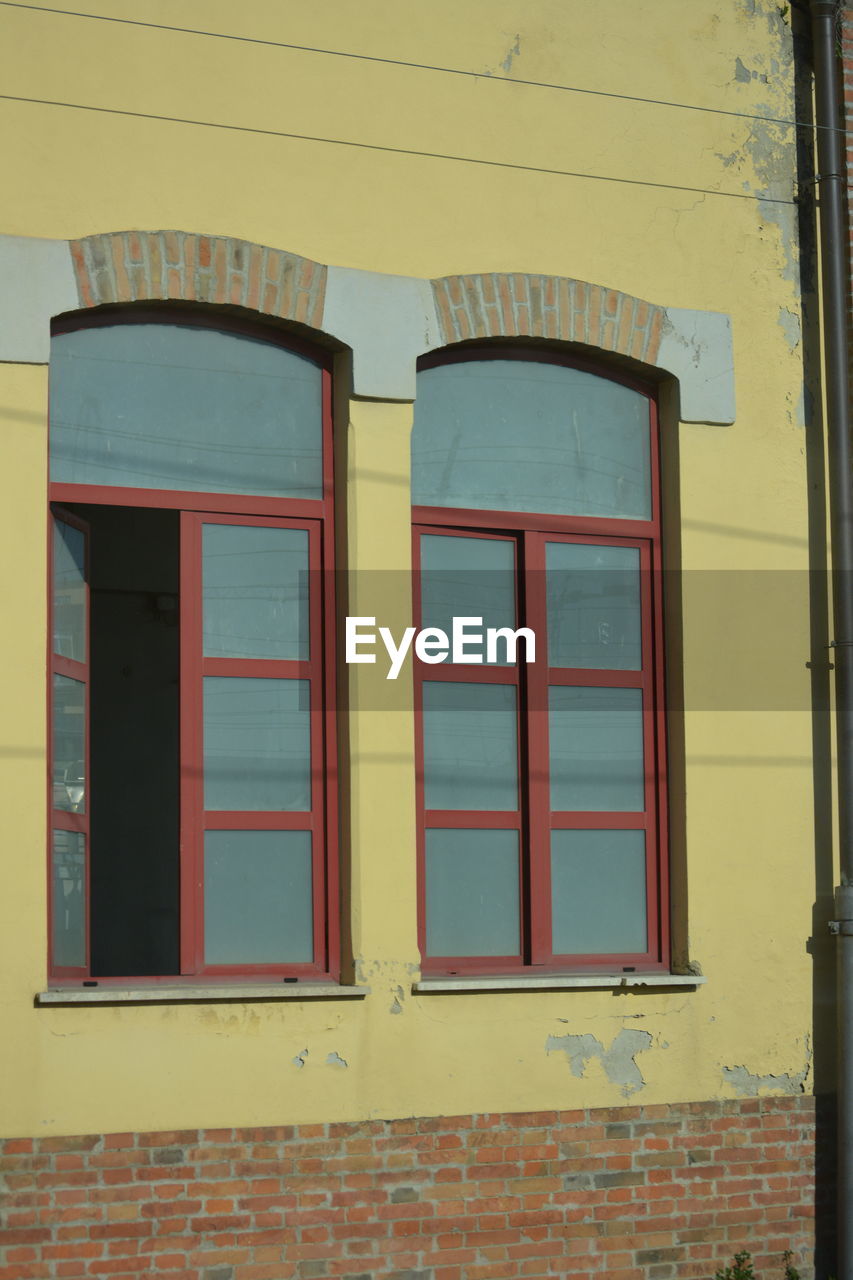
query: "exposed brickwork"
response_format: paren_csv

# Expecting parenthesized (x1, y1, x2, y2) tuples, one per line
(69, 232, 327, 329)
(0, 1097, 816, 1279)
(431, 273, 665, 363)
(67, 235, 666, 371)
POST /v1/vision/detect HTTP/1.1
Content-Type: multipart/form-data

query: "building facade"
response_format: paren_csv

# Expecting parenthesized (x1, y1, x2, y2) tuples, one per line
(0, 1, 831, 1277)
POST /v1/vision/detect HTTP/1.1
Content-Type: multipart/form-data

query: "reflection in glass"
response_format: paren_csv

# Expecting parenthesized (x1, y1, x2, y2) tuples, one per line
(52, 674, 85, 813)
(413, 360, 651, 519)
(52, 830, 85, 967)
(547, 542, 641, 669)
(203, 677, 310, 811)
(203, 523, 309, 660)
(425, 829, 519, 956)
(204, 830, 313, 964)
(549, 686, 644, 811)
(53, 519, 86, 661)
(551, 829, 647, 954)
(423, 682, 518, 811)
(50, 324, 323, 497)
(420, 535, 515, 664)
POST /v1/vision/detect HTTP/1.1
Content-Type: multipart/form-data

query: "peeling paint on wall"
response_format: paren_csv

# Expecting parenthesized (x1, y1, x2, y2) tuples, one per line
(326, 1051, 348, 1069)
(735, 55, 769, 83)
(501, 34, 521, 73)
(481, 32, 521, 78)
(547, 1031, 601, 1078)
(353, 956, 417, 988)
(722, 1036, 811, 1096)
(389, 986, 405, 1015)
(292, 1049, 308, 1069)
(794, 383, 808, 429)
(724, 4, 799, 293)
(546, 1027, 653, 1097)
(778, 306, 801, 352)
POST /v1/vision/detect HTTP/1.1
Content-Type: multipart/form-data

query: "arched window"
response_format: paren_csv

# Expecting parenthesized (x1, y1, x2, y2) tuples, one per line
(411, 350, 667, 973)
(48, 313, 338, 983)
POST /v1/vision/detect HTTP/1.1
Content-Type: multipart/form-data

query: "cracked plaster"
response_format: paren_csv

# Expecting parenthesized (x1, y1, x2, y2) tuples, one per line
(722, 1036, 811, 1096)
(546, 1027, 654, 1097)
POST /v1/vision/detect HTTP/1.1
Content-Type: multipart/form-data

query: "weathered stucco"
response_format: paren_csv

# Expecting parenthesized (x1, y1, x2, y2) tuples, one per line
(0, 0, 816, 1138)
(546, 1029, 654, 1097)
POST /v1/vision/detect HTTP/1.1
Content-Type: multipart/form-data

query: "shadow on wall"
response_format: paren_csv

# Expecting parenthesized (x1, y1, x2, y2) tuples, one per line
(792, 9, 836, 1274)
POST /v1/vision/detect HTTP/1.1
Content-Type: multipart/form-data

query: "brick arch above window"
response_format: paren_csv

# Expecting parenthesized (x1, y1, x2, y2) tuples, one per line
(70, 231, 326, 328)
(430, 274, 664, 364)
(69, 235, 662, 364)
(0, 229, 734, 423)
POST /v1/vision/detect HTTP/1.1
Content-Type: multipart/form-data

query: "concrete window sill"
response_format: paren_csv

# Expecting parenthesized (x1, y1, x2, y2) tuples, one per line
(412, 973, 706, 994)
(36, 983, 369, 1006)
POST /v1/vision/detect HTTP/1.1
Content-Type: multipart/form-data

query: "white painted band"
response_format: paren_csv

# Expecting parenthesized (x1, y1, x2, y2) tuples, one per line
(0, 233, 736, 424)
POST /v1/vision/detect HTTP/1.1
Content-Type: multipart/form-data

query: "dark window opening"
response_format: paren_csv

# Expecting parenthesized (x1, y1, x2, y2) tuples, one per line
(65, 503, 180, 977)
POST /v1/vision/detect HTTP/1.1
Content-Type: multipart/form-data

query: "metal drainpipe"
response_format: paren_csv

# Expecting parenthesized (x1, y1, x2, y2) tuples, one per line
(810, 3, 853, 1275)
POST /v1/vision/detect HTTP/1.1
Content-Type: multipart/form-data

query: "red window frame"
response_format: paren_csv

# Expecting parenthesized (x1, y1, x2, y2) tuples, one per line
(412, 346, 668, 976)
(47, 309, 339, 985)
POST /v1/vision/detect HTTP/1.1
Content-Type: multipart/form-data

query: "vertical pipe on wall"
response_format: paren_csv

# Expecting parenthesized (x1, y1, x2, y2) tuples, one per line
(810, 3, 853, 1275)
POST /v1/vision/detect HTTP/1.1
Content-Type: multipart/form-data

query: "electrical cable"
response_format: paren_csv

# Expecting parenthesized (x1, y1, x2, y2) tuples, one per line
(0, 92, 798, 205)
(0, 0, 832, 136)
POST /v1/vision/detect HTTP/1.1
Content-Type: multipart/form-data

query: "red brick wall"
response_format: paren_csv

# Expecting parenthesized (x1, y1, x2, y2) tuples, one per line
(0, 1096, 816, 1280)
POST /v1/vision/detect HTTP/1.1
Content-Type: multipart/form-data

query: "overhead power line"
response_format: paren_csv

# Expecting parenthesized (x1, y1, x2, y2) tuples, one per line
(0, 0, 829, 135)
(0, 92, 797, 205)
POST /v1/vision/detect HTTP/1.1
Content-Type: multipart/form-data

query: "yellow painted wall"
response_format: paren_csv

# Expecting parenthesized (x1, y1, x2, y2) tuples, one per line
(0, 0, 819, 1137)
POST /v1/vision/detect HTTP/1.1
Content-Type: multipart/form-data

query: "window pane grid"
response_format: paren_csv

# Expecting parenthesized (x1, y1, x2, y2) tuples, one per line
(416, 497, 663, 972)
(181, 511, 329, 977)
(534, 532, 658, 966)
(48, 324, 337, 986)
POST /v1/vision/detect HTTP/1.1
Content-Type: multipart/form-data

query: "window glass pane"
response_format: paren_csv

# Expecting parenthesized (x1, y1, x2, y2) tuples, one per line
(547, 542, 641, 669)
(420, 535, 515, 664)
(52, 674, 86, 813)
(425, 829, 520, 956)
(52, 830, 85, 967)
(50, 324, 323, 498)
(53, 519, 85, 661)
(413, 360, 650, 519)
(204, 830, 313, 964)
(549, 686, 644, 811)
(551, 829, 647, 955)
(203, 677, 310, 811)
(423, 682, 518, 810)
(203, 524, 309, 660)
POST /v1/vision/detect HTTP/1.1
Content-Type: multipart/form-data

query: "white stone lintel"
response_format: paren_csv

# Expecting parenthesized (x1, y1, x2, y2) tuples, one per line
(323, 265, 440, 400)
(0, 233, 736, 424)
(0, 234, 77, 363)
(656, 306, 735, 425)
